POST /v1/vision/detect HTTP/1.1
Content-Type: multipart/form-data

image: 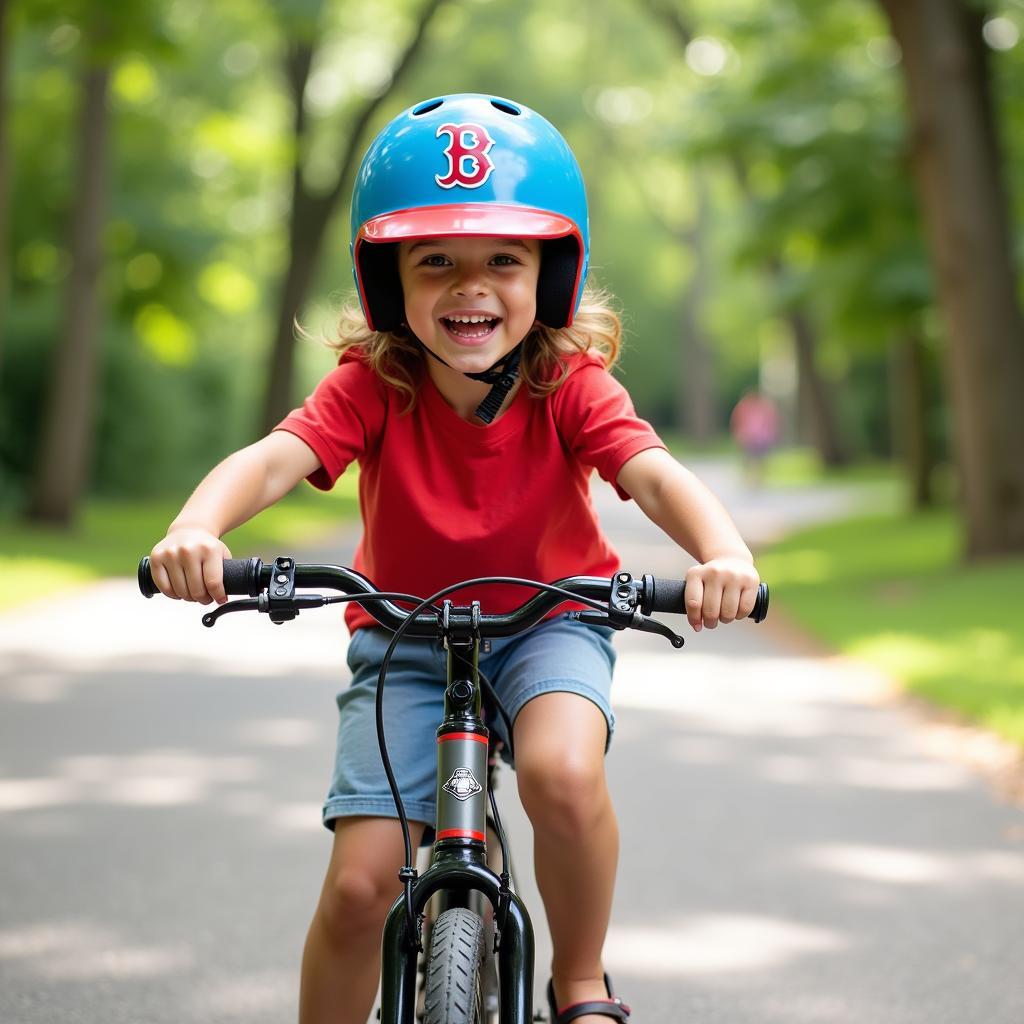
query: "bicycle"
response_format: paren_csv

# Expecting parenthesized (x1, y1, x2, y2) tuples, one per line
(138, 554, 768, 1023)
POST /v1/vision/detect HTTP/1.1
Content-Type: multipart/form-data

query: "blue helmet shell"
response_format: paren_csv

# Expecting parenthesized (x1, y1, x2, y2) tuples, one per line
(350, 93, 590, 331)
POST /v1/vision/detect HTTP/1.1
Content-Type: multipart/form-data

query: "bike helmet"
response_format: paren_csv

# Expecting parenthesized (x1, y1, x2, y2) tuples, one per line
(350, 93, 590, 333)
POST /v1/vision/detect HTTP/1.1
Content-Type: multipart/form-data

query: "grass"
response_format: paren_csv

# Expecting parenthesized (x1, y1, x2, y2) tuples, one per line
(761, 446, 901, 487)
(758, 506, 1024, 748)
(0, 471, 360, 611)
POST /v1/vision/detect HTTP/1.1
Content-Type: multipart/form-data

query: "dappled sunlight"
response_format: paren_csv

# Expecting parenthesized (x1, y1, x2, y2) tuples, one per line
(849, 627, 1024, 744)
(0, 751, 260, 813)
(1, 669, 72, 703)
(0, 778, 66, 812)
(849, 632, 952, 681)
(665, 735, 734, 765)
(801, 844, 1024, 886)
(758, 752, 969, 792)
(266, 801, 323, 834)
(0, 920, 193, 980)
(855, 626, 1024, 686)
(614, 648, 989, 794)
(233, 717, 320, 748)
(829, 754, 967, 792)
(604, 913, 847, 976)
(615, 651, 847, 737)
(0, 579, 351, 688)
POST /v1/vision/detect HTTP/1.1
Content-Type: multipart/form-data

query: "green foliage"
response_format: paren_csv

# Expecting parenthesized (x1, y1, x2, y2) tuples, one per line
(4, 0, 1023, 508)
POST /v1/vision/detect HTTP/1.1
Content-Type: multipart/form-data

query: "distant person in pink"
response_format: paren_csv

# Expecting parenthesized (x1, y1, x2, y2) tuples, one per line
(730, 390, 780, 487)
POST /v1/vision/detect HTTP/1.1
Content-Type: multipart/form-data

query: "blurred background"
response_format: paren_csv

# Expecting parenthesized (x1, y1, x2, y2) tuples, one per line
(1, 0, 1023, 747)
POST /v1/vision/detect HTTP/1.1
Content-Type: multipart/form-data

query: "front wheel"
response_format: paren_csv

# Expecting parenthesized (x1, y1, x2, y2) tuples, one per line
(423, 907, 487, 1024)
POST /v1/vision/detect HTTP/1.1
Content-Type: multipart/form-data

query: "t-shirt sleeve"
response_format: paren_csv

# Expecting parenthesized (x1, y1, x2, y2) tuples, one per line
(274, 355, 386, 490)
(553, 356, 667, 500)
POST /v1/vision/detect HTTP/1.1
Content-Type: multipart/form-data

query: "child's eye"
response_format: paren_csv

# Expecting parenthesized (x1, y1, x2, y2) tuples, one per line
(490, 254, 519, 266)
(420, 254, 451, 267)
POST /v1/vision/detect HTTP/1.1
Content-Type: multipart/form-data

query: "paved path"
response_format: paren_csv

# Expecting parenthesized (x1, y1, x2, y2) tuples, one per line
(1, 460, 1022, 1023)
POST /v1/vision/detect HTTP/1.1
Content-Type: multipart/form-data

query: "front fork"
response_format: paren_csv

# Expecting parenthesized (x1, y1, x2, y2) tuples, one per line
(379, 626, 535, 1023)
(379, 857, 534, 1023)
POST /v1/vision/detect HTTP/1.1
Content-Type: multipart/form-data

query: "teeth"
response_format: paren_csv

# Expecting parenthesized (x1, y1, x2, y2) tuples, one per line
(447, 315, 495, 324)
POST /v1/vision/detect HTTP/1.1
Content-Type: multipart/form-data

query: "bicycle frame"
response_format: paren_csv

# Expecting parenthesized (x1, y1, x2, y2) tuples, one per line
(137, 555, 766, 1022)
(379, 628, 534, 1023)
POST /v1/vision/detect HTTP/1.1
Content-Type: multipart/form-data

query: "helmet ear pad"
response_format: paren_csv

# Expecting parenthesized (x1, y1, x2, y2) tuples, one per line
(536, 235, 580, 329)
(357, 235, 581, 333)
(359, 242, 403, 333)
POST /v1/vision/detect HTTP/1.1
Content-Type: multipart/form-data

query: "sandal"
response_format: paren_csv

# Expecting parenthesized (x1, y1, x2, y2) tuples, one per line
(546, 972, 632, 1022)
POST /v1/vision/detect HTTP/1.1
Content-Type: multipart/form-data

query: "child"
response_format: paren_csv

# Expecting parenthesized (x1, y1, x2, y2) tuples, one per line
(730, 389, 780, 488)
(149, 94, 760, 1024)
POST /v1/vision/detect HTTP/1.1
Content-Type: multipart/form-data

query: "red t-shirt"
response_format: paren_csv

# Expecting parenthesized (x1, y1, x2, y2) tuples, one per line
(275, 349, 665, 632)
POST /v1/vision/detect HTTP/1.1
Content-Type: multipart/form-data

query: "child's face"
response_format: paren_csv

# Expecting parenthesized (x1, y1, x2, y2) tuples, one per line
(397, 236, 541, 373)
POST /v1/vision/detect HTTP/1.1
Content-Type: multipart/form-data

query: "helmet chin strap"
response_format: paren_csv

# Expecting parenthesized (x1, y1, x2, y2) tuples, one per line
(418, 341, 523, 424)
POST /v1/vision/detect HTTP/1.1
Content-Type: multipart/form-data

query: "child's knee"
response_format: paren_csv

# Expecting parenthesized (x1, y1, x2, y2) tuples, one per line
(319, 865, 397, 938)
(516, 750, 609, 837)
(316, 818, 422, 940)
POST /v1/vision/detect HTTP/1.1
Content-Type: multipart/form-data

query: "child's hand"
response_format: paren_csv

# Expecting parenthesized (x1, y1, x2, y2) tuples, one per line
(685, 557, 760, 632)
(149, 527, 233, 605)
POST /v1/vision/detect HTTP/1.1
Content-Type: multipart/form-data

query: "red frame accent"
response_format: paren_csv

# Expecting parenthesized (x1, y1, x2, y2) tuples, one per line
(437, 731, 489, 744)
(436, 828, 486, 842)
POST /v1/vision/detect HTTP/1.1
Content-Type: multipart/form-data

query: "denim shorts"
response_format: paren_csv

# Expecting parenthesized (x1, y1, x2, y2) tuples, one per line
(322, 616, 617, 830)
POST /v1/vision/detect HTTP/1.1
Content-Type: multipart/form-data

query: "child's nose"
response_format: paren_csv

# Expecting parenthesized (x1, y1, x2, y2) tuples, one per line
(451, 266, 489, 295)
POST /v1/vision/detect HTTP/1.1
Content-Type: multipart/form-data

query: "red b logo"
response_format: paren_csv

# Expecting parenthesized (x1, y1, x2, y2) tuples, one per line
(435, 123, 496, 189)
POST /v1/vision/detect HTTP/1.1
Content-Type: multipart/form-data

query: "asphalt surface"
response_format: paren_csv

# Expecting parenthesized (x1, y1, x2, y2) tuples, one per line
(1, 459, 1022, 1023)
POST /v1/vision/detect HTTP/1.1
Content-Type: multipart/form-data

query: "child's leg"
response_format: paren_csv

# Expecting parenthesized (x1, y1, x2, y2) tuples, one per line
(300, 816, 426, 1024)
(513, 692, 619, 1017)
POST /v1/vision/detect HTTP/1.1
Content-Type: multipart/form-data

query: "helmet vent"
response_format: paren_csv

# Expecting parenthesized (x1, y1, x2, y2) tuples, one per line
(412, 99, 443, 116)
(490, 99, 521, 116)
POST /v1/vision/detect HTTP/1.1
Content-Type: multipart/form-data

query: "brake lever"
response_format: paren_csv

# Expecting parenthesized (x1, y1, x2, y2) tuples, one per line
(201, 593, 329, 627)
(202, 598, 259, 627)
(634, 615, 685, 648)
(572, 610, 684, 648)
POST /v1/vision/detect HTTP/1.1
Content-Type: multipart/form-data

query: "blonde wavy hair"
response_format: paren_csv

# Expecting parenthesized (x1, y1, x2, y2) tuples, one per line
(316, 284, 622, 412)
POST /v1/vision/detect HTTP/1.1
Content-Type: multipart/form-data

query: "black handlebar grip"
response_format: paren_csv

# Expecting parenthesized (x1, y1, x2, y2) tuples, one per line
(222, 557, 261, 595)
(647, 576, 770, 623)
(137, 556, 262, 597)
(646, 576, 686, 616)
(138, 557, 158, 597)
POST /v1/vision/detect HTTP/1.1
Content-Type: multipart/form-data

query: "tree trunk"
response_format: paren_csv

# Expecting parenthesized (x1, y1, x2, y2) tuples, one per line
(0, 0, 10, 381)
(880, 0, 1024, 557)
(676, 169, 716, 442)
(28, 59, 110, 525)
(260, 0, 448, 436)
(786, 300, 848, 466)
(890, 330, 934, 509)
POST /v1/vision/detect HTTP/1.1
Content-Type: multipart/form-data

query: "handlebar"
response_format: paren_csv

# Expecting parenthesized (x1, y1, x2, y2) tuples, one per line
(138, 556, 769, 641)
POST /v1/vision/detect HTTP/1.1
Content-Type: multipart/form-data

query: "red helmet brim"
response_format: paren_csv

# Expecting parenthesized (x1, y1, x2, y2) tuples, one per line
(359, 202, 580, 243)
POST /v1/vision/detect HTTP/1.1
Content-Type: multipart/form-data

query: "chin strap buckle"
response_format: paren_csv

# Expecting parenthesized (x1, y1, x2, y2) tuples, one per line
(464, 344, 523, 423)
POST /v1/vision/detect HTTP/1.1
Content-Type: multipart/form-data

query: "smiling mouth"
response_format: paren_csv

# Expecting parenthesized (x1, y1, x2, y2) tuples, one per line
(441, 316, 502, 341)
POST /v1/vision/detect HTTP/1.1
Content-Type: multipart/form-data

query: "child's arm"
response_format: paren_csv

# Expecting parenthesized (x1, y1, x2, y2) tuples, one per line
(616, 447, 759, 632)
(149, 431, 322, 606)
